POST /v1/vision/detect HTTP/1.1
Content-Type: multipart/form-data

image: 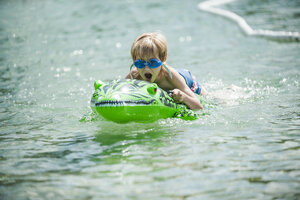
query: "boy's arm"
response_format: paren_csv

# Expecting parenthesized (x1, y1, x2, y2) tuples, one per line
(169, 69, 203, 110)
(125, 73, 131, 79)
(172, 88, 203, 110)
(200, 87, 208, 96)
(125, 68, 139, 79)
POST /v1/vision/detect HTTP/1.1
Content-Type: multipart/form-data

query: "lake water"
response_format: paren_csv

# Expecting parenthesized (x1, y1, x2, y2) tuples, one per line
(0, 0, 299, 199)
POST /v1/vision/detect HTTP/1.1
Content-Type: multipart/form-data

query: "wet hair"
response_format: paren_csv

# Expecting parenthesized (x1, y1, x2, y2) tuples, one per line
(131, 32, 168, 62)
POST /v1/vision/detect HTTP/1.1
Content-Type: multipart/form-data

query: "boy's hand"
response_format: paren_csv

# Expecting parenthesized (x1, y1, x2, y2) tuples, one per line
(170, 89, 184, 103)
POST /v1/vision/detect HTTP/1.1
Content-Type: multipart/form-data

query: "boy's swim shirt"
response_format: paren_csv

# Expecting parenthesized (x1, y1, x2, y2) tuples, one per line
(177, 68, 202, 95)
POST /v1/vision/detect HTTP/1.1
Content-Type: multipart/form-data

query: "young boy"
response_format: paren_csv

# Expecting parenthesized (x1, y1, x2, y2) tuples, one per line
(125, 32, 207, 110)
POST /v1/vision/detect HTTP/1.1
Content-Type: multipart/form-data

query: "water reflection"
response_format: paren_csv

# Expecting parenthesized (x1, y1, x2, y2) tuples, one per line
(92, 122, 172, 163)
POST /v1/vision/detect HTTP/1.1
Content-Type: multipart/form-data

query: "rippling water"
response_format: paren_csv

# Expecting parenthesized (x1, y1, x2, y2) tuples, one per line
(0, 0, 299, 199)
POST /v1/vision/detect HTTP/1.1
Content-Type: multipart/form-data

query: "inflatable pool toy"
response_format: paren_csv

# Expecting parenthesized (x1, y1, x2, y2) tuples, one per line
(90, 79, 201, 123)
(90, 79, 200, 123)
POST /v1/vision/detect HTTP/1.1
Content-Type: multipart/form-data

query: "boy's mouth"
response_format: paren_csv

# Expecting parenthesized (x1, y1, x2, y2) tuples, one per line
(144, 73, 152, 81)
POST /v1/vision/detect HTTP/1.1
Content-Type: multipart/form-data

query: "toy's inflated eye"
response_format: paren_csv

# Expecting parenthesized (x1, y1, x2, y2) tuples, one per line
(147, 84, 158, 95)
(94, 80, 103, 90)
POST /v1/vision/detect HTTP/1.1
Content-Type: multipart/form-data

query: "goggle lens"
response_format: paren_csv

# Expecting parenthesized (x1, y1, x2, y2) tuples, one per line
(134, 60, 146, 68)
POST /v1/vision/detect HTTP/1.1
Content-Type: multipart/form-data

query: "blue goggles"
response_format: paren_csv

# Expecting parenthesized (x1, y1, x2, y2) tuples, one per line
(129, 58, 173, 79)
(134, 58, 162, 69)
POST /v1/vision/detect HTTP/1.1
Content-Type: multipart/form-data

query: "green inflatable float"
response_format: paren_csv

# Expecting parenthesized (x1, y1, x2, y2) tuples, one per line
(91, 79, 203, 123)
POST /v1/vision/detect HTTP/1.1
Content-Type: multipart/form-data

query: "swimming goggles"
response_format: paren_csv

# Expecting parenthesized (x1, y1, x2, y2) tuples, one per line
(130, 58, 172, 79)
(134, 58, 162, 69)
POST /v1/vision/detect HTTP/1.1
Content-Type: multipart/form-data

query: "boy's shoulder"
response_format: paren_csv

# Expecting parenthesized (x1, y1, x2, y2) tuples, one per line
(126, 68, 142, 80)
(156, 66, 184, 90)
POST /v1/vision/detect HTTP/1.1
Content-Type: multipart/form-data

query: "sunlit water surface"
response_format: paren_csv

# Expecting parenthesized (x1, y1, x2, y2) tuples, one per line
(0, 0, 299, 199)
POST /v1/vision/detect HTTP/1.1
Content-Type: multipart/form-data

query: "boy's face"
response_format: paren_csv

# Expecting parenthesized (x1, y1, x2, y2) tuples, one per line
(137, 64, 161, 83)
(136, 56, 161, 83)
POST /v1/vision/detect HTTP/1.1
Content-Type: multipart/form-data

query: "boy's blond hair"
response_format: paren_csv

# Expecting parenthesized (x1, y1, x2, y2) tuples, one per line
(131, 33, 168, 62)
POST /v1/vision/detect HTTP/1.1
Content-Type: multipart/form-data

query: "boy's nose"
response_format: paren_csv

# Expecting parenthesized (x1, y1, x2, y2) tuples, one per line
(144, 65, 151, 70)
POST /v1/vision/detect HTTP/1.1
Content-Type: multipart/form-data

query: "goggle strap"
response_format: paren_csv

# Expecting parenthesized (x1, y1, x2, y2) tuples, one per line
(163, 64, 172, 79)
(129, 64, 134, 79)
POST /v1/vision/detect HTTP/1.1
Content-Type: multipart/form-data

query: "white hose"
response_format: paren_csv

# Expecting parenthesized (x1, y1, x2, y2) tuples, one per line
(198, 0, 300, 42)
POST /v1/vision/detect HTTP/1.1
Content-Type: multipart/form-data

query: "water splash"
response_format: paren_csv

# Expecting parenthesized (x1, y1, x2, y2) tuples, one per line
(205, 77, 279, 106)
